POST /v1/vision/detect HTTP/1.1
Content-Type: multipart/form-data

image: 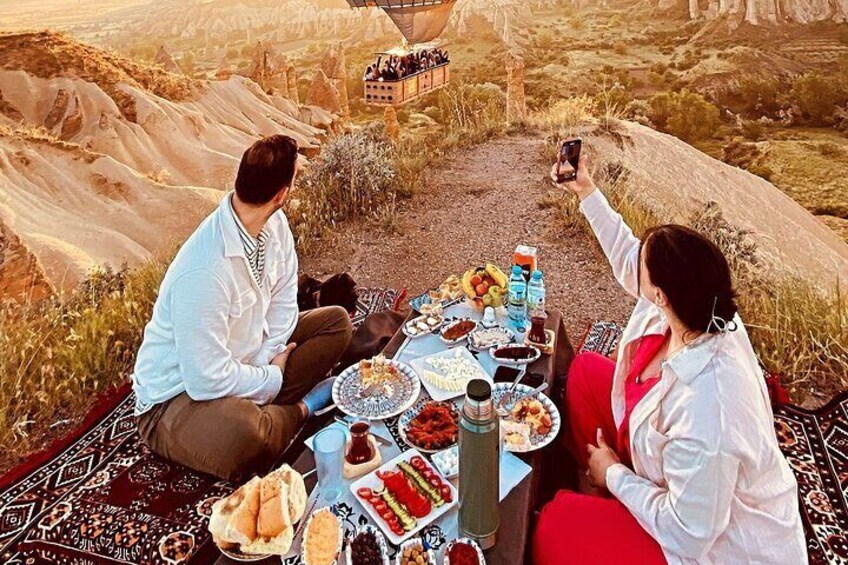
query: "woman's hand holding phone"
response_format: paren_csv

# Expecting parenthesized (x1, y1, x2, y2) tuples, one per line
(551, 153, 597, 201)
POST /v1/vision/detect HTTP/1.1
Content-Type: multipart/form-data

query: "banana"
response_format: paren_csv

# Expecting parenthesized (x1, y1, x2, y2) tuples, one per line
(461, 269, 476, 297)
(485, 263, 508, 289)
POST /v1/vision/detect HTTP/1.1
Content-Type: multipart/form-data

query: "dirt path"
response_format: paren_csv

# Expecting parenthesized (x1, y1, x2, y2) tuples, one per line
(301, 135, 636, 341)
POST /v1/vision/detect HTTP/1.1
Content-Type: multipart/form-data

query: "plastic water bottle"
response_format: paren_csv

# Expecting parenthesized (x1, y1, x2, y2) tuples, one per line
(507, 265, 527, 332)
(526, 270, 546, 317)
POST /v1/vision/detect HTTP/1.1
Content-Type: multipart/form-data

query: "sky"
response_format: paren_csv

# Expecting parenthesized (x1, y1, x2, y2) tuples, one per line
(0, 0, 149, 29)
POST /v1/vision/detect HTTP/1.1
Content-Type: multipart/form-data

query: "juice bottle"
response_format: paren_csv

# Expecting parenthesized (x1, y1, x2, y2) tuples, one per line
(513, 245, 538, 282)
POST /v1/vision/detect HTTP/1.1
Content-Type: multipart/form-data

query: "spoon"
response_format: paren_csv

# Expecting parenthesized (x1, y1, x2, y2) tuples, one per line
(498, 382, 548, 416)
(495, 367, 527, 411)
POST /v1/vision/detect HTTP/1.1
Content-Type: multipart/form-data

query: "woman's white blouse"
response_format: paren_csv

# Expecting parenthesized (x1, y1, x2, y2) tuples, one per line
(580, 190, 807, 565)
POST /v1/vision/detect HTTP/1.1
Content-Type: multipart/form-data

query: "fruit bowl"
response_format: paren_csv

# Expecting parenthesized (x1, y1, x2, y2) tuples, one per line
(461, 264, 508, 311)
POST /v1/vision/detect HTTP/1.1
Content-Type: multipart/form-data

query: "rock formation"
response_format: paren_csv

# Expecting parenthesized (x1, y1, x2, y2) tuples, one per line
(505, 52, 527, 124)
(384, 106, 400, 141)
(154, 45, 183, 74)
(248, 41, 299, 101)
(215, 54, 234, 80)
(305, 69, 343, 116)
(0, 218, 53, 304)
(657, 0, 847, 24)
(320, 43, 350, 122)
(111, 0, 399, 49)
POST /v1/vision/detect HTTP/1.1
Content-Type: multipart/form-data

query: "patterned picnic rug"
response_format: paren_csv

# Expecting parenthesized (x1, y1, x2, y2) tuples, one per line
(577, 321, 848, 565)
(0, 287, 404, 565)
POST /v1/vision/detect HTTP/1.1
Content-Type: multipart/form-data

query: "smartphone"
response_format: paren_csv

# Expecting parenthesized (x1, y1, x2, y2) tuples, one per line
(493, 367, 546, 389)
(557, 137, 582, 183)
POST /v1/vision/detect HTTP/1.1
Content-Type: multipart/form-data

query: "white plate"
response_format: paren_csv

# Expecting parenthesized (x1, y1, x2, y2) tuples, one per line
(467, 325, 514, 352)
(492, 382, 561, 453)
(438, 318, 479, 346)
(409, 347, 491, 402)
(219, 547, 271, 563)
(332, 359, 421, 420)
(350, 449, 458, 546)
(398, 400, 460, 453)
(489, 343, 541, 367)
(402, 314, 444, 340)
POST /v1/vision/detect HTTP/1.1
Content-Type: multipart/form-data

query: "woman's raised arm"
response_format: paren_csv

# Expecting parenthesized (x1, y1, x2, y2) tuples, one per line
(552, 153, 642, 298)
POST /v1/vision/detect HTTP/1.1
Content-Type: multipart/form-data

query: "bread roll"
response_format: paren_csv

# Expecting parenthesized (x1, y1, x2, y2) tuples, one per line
(209, 466, 306, 557)
(242, 523, 294, 556)
(275, 464, 307, 524)
(209, 476, 261, 547)
(258, 474, 291, 537)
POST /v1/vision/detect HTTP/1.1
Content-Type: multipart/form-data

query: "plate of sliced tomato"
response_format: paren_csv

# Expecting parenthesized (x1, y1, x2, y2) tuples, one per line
(350, 449, 458, 545)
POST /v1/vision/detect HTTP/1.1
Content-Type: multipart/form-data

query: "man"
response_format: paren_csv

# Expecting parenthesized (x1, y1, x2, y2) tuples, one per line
(133, 135, 353, 481)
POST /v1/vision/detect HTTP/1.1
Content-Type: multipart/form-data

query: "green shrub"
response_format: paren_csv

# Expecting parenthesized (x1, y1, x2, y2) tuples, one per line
(791, 72, 848, 126)
(295, 128, 398, 241)
(741, 120, 765, 140)
(734, 76, 783, 118)
(649, 90, 721, 142)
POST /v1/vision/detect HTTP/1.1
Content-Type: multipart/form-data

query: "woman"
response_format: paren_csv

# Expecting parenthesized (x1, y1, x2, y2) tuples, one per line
(533, 153, 806, 564)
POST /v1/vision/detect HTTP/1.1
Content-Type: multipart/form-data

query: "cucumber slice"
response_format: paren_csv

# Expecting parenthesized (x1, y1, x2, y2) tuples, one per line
(381, 490, 417, 531)
(397, 461, 445, 507)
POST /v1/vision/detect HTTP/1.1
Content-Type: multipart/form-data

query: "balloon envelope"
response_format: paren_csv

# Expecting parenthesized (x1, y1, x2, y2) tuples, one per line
(345, 0, 457, 45)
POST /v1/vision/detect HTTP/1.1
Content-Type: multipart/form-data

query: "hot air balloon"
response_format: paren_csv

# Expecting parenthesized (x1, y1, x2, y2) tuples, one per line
(347, 0, 454, 106)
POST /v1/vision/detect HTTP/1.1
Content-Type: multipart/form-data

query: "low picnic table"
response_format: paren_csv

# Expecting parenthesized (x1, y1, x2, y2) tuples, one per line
(217, 300, 574, 565)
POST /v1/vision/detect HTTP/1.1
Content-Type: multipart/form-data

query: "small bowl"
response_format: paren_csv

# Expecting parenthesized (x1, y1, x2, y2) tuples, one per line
(431, 445, 459, 479)
(443, 537, 487, 565)
(489, 343, 541, 367)
(439, 318, 479, 346)
(346, 524, 390, 565)
(395, 537, 437, 565)
(301, 506, 344, 565)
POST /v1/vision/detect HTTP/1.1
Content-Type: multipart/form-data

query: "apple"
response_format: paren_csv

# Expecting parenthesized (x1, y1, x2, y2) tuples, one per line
(470, 274, 482, 287)
(475, 282, 489, 296)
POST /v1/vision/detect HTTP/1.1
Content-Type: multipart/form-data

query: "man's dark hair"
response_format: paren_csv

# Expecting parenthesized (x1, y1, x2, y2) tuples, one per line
(639, 224, 738, 334)
(234, 135, 298, 205)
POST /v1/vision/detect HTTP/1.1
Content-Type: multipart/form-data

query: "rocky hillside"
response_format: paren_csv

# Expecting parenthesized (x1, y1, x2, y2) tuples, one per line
(0, 31, 338, 302)
(589, 121, 848, 288)
(647, 0, 848, 25)
(107, 0, 397, 43)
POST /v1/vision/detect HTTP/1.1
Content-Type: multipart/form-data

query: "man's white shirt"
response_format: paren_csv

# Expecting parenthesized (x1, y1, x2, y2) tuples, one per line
(131, 193, 299, 416)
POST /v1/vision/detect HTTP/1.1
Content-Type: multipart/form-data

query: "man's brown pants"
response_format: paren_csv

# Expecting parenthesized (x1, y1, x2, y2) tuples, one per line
(137, 306, 353, 482)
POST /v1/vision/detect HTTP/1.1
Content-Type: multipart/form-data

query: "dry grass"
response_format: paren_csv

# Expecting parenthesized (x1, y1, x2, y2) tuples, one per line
(0, 261, 164, 471)
(689, 203, 848, 399)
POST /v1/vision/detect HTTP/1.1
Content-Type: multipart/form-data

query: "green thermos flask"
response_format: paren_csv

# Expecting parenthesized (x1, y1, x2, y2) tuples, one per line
(458, 378, 500, 550)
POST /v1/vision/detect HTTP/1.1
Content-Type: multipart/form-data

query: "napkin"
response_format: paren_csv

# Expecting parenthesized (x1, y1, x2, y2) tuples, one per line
(500, 451, 532, 501)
